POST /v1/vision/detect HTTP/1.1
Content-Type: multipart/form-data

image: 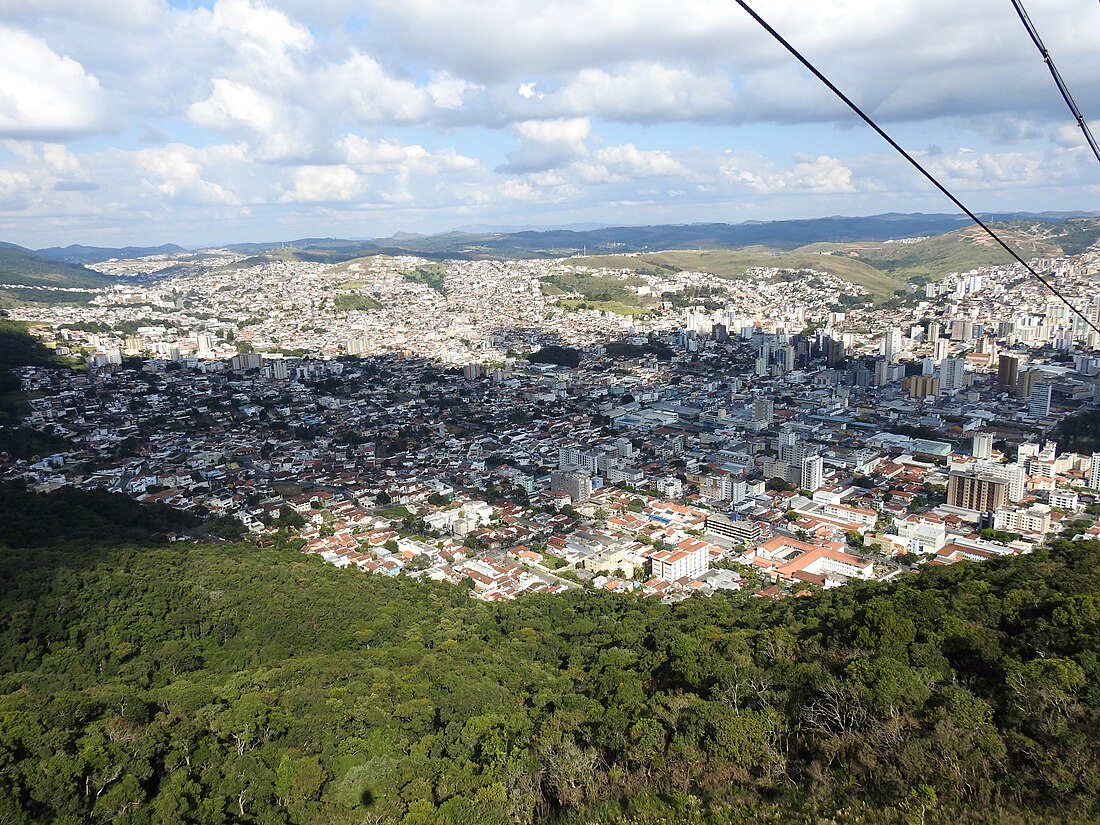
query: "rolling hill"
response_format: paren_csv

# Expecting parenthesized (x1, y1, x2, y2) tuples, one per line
(0, 246, 114, 289)
(570, 247, 907, 300)
(0, 246, 116, 306)
(559, 218, 1100, 301)
(34, 243, 186, 264)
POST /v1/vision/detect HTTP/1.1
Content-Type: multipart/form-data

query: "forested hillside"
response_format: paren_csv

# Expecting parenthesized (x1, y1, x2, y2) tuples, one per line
(0, 489, 1098, 823)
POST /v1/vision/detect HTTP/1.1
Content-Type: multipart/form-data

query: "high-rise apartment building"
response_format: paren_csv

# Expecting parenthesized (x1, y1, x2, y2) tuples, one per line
(1018, 368, 1039, 400)
(550, 470, 593, 503)
(947, 471, 1008, 513)
(1089, 454, 1100, 490)
(801, 455, 824, 492)
(908, 375, 939, 398)
(882, 327, 903, 363)
(940, 358, 966, 393)
(997, 354, 1019, 390)
(972, 431, 993, 460)
(752, 397, 774, 426)
(1028, 381, 1052, 419)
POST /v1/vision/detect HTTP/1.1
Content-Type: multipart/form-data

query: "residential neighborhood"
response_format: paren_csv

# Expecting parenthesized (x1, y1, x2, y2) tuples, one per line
(5, 241, 1100, 602)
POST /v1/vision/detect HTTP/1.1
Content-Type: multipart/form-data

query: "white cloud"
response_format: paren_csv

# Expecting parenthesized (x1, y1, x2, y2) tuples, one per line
(499, 118, 592, 173)
(320, 53, 433, 125)
(359, 0, 749, 80)
(1051, 123, 1090, 151)
(0, 0, 1098, 245)
(786, 154, 856, 193)
(358, 0, 1099, 127)
(0, 27, 104, 139)
(556, 63, 734, 122)
(136, 145, 240, 204)
(721, 153, 855, 194)
(338, 135, 480, 175)
(428, 73, 481, 110)
(40, 144, 81, 176)
(593, 144, 692, 178)
(0, 169, 33, 210)
(1, 0, 164, 30)
(499, 179, 542, 202)
(188, 78, 317, 161)
(922, 148, 1043, 188)
(338, 136, 412, 169)
(188, 78, 278, 134)
(518, 82, 543, 100)
(280, 165, 364, 202)
(205, 0, 313, 66)
(512, 118, 591, 148)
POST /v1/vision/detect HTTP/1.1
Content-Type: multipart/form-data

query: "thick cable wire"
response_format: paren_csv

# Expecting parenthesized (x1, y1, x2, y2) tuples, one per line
(1010, 0, 1100, 168)
(733, 0, 1100, 338)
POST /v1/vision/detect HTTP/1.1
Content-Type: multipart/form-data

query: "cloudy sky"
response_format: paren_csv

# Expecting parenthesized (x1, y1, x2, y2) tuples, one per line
(0, 0, 1097, 248)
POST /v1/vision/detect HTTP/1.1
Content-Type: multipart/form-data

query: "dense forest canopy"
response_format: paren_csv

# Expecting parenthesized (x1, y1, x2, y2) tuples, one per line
(0, 486, 1098, 823)
(1051, 408, 1100, 455)
(527, 346, 582, 368)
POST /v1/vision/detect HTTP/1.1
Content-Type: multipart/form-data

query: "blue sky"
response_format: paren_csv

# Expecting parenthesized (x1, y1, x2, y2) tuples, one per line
(0, 0, 1097, 247)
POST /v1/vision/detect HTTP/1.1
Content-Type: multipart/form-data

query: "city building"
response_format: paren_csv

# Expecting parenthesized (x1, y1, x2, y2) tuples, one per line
(649, 542, 710, 580)
(1089, 453, 1100, 490)
(550, 470, 593, 503)
(939, 358, 966, 393)
(972, 431, 993, 460)
(947, 471, 1008, 514)
(801, 454, 824, 492)
(1028, 381, 1052, 419)
(997, 354, 1019, 390)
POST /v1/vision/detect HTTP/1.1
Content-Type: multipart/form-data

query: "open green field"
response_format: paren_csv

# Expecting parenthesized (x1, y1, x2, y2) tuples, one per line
(326, 254, 387, 274)
(541, 269, 657, 314)
(557, 298, 651, 317)
(400, 263, 448, 295)
(0, 247, 105, 305)
(334, 293, 382, 311)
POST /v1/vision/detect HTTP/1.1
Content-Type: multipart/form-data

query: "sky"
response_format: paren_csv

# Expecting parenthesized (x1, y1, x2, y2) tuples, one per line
(0, 0, 1098, 248)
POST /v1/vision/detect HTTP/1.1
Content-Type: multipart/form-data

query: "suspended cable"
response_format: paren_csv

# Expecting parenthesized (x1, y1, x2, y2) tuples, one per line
(1010, 0, 1100, 168)
(732, 0, 1100, 338)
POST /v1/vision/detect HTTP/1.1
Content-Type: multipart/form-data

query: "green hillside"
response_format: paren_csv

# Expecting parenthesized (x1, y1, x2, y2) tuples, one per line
(1, 483, 1099, 823)
(0, 246, 115, 306)
(569, 247, 906, 300)
(808, 218, 1100, 283)
(0, 246, 114, 289)
(541, 269, 656, 315)
(564, 218, 1100, 301)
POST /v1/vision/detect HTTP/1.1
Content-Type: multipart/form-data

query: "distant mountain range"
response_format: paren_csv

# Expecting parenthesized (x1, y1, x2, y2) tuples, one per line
(0, 212, 1096, 305)
(452, 222, 613, 233)
(212, 212, 1098, 261)
(34, 243, 186, 265)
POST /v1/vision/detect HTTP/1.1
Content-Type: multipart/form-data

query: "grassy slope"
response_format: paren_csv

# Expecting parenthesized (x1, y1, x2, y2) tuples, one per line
(0, 247, 114, 289)
(326, 255, 389, 274)
(334, 294, 382, 311)
(806, 220, 1096, 282)
(569, 248, 905, 299)
(0, 247, 113, 306)
(807, 231, 1012, 283)
(565, 219, 1100, 300)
